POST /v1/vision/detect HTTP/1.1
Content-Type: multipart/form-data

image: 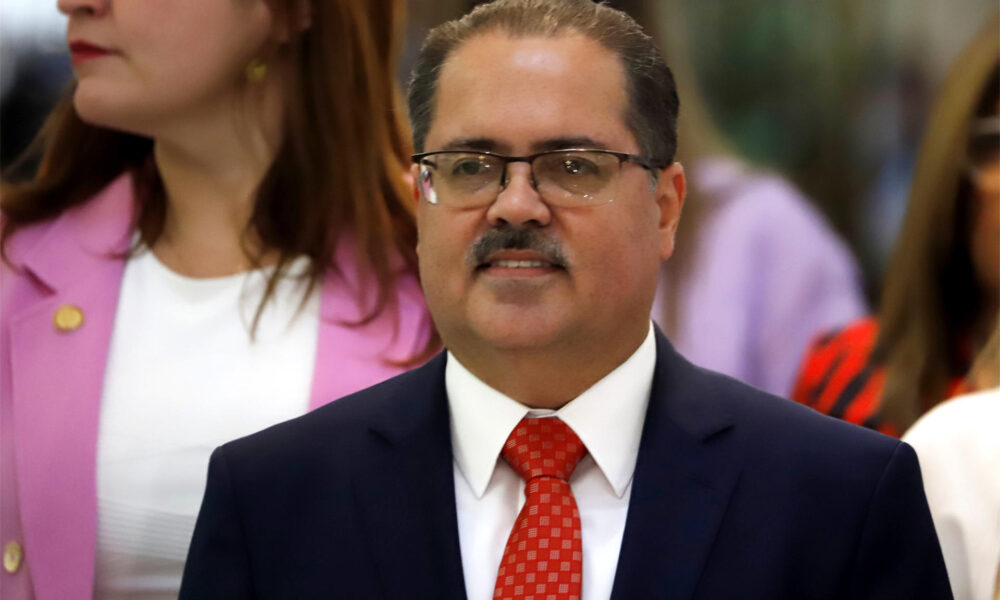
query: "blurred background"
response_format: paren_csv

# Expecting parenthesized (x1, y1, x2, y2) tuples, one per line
(3, 0, 998, 300)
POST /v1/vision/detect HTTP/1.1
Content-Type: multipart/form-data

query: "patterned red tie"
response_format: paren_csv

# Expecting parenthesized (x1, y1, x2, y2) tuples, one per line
(493, 417, 588, 600)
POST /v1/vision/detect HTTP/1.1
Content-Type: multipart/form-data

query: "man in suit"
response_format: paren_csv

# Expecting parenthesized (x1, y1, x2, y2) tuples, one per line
(180, 1, 952, 598)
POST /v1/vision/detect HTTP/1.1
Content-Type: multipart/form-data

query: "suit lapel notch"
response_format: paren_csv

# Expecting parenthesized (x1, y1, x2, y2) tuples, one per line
(15, 175, 134, 295)
(610, 330, 743, 600)
(610, 421, 742, 600)
(352, 356, 467, 599)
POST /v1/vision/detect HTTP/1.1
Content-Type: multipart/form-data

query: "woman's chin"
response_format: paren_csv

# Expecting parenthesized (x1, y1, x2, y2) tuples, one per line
(72, 85, 147, 136)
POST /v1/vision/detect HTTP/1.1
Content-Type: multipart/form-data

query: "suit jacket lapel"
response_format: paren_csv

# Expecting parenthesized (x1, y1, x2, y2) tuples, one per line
(349, 331, 741, 600)
(7, 175, 134, 600)
(611, 330, 742, 600)
(351, 353, 467, 600)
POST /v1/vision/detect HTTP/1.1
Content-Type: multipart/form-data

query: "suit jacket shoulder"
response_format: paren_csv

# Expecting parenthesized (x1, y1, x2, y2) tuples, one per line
(215, 352, 448, 473)
(181, 353, 466, 599)
(614, 333, 951, 599)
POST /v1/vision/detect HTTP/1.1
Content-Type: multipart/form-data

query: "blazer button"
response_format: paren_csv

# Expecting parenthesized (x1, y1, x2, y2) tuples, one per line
(53, 304, 84, 332)
(3, 541, 22, 574)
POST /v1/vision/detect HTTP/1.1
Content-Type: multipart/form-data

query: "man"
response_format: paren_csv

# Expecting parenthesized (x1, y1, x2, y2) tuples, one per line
(180, 1, 952, 598)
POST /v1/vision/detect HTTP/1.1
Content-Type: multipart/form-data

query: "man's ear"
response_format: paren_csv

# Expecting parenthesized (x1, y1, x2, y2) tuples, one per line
(407, 164, 421, 206)
(654, 162, 686, 261)
(410, 164, 424, 251)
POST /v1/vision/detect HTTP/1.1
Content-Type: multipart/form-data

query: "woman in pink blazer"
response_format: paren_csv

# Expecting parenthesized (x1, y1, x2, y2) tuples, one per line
(0, 0, 435, 598)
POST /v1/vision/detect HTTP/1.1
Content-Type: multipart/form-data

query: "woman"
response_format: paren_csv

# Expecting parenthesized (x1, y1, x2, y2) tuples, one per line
(791, 18, 1000, 436)
(0, 0, 435, 597)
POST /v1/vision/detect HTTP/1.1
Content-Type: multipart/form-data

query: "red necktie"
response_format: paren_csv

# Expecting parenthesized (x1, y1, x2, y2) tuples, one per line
(493, 417, 587, 600)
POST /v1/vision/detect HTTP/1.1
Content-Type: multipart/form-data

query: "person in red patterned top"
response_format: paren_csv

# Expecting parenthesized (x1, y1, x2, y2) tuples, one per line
(792, 18, 1000, 437)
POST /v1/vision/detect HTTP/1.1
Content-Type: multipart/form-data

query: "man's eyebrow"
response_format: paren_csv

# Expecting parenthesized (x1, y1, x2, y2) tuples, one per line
(439, 138, 506, 152)
(531, 137, 609, 152)
(435, 137, 611, 155)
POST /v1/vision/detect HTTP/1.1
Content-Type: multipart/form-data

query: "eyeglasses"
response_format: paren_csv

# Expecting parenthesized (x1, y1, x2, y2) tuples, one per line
(967, 117, 1000, 196)
(411, 149, 670, 208)
(968, 117, 1000, 164)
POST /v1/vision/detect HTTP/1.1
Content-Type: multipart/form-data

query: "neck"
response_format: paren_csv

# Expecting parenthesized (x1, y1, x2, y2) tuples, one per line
(451, 320, 650, 410)
(150, 75, 284, 278)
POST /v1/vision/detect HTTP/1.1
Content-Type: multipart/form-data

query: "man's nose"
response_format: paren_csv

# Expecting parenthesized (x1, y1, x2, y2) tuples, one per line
(58, 0, 109, 18)
(486, 162, 552, 228)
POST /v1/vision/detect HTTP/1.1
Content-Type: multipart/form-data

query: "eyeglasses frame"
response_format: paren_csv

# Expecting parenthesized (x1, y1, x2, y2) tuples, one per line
(410, 148, 672, 206)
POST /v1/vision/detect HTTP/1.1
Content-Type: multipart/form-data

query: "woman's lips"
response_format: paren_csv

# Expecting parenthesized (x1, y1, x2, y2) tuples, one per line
(68, 40, 113, 64)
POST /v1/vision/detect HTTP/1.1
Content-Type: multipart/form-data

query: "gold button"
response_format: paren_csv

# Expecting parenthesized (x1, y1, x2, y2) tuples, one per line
(3, 541, 22, 574)
(53, 304, 84, 332)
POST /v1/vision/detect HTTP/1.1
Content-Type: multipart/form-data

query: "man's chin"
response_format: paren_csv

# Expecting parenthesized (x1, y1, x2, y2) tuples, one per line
(464, 315, 571, 353)
(429, 290, 577, 355)
(474, 268, 567, 303)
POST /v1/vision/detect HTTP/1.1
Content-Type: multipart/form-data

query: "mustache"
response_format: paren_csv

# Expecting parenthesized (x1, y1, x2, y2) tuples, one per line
(469, 225, 568, 268)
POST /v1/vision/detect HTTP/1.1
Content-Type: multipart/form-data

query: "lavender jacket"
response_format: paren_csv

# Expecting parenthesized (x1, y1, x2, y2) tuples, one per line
(0, 175, 434, 599)
(653, 157, 867, 397)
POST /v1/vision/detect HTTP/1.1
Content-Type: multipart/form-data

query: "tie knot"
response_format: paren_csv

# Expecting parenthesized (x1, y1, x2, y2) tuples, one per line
(501, 417, 586, 483)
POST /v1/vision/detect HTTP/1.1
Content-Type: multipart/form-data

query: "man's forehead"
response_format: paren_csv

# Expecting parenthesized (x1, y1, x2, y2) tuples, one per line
(425, 31, 634, 153)
(438, 31, 624, 92)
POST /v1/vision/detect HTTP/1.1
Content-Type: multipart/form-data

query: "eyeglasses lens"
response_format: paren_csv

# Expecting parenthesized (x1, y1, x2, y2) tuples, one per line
(534, 152, 616, 203)
(967, 129, 1000, 195)
(424, 151, 618, 207)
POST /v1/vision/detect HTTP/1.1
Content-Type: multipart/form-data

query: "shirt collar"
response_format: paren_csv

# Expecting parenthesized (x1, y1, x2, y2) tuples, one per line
(446, 322, 656, 499)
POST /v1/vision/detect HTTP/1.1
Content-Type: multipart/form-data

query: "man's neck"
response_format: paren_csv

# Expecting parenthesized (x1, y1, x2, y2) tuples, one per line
(449, 321, 652, 409)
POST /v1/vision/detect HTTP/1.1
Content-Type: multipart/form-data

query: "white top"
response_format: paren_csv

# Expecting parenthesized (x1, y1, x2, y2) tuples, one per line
(93, 251, 320, 599)
(448, 322, 655, 600)
(903, 388, 1000, 600)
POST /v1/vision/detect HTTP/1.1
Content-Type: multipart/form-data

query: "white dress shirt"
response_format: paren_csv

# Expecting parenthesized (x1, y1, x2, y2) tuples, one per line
(448, 322, 656, 600)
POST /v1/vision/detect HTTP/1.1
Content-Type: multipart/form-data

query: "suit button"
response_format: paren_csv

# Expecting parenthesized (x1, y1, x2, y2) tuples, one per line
(53, 304, 84, 332)
(3, 541, 22, 574)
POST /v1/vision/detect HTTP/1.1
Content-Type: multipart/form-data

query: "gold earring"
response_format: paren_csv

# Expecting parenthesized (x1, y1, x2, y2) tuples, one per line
(245, 58, 268, 84)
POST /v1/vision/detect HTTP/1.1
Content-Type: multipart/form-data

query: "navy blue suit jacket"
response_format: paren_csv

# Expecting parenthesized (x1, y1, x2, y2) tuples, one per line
(180, 330, 952, 599)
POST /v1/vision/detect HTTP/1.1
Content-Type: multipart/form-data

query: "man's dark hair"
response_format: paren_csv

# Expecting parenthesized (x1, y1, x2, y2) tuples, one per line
(407, 0, 679, 164)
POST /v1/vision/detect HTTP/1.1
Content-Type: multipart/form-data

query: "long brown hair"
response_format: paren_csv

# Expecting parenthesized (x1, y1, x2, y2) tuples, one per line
(875, 16, 1000, 431)
(2, 0, 438, 359)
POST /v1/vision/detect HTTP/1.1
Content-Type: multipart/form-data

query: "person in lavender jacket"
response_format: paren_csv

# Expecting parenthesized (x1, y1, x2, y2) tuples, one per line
(651, 48, 866, 397)
(654, 156, 867, 397)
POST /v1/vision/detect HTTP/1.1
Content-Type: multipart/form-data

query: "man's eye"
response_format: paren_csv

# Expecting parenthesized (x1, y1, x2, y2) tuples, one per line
(452, 159, 490, 176)
(560, 159, 598, 175)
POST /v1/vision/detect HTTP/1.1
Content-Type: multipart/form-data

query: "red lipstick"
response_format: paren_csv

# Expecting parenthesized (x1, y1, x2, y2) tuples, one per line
(68, 40, 112, 64)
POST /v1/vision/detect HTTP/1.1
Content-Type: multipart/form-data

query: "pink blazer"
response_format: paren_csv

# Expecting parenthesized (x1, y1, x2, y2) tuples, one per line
(0, 175, 435, 599)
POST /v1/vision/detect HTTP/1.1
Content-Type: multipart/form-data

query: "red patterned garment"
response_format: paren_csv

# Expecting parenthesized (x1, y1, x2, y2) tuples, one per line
(494, 417, 587, 600)
(791, 317, 966, 437)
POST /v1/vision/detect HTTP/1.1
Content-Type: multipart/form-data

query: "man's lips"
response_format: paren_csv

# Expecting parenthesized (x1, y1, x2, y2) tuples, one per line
(477, 250, 565, 272)
(68, 40, 113, 64)
(489, 259, 555, 268)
